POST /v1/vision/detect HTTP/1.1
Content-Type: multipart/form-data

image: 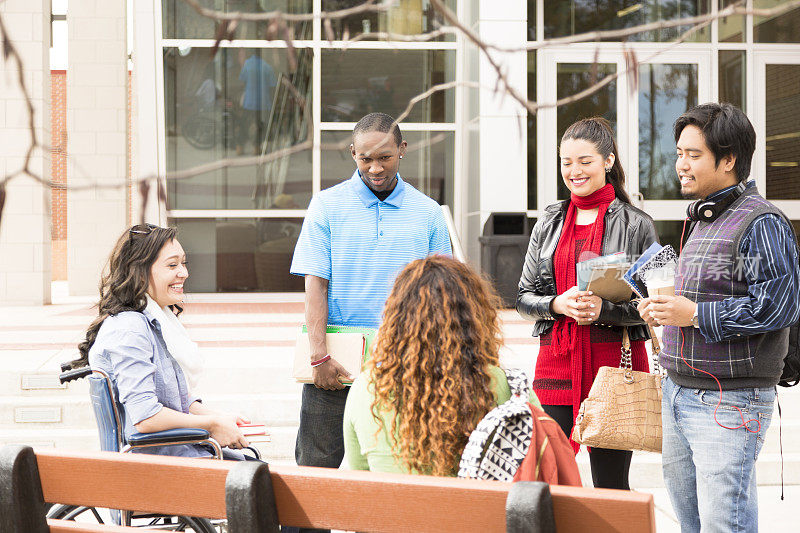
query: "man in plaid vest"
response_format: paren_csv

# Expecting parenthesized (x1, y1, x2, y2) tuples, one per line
(638, 103, 800, 532)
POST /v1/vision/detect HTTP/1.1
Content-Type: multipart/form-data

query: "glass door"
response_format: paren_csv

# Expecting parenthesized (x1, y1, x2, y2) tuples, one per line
(754, 52, 800, 225)
(537, 48, 711, 219)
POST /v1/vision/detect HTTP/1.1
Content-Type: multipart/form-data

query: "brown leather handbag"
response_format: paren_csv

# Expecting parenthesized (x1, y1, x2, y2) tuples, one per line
(571, 327, 663, 453)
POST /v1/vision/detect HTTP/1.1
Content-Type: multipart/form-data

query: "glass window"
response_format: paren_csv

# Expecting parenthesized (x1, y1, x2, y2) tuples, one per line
(321, 0, 455, 41)
(528, 52, 537, 210)
(765, 64, 800, 199)
(527, 0, 537, 40)
(320, 131, 455, 207)
(638, 63, 698, 201)
(543, 0, 710, 42)
(556, 63, 617, 200)
(321, 49, 456, 123)
(754, 0, 800, 43)
(164, 47, 313, 210)
(171, 217, 306, 292)
(162, 0, 313, 40)
(791, 221, 800, 245)
(653, 220, 687, 254)
(719, 50, 745, 112)
(718, 0, 744, 42)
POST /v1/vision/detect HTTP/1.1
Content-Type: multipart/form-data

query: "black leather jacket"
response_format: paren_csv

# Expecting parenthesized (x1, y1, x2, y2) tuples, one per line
(516, 198, 658, 341)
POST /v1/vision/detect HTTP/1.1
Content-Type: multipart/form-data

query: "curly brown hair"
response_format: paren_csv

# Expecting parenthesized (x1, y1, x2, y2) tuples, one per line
(367, 255, 503, 476)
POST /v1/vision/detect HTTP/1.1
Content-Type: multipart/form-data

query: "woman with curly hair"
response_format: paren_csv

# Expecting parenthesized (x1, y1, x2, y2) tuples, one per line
(69, 223, 251, 459)
(342, 255, 540, 475)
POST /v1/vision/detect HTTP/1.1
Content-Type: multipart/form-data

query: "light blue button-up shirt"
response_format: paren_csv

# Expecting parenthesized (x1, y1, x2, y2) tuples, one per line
(88, 310, 210, 458)
(290, 171, 452, 328)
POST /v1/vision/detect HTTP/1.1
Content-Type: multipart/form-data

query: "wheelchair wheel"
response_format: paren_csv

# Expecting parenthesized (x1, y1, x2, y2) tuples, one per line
(46, 503, 219, 532)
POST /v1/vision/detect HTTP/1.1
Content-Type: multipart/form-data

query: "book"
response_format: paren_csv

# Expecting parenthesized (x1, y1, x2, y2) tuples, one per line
(577, 252, 627, 291)
(576, 262, 633, 325)
(292, 325, 378, 384)
(623, 243, 678, 298)
(237, 423, 268, 436)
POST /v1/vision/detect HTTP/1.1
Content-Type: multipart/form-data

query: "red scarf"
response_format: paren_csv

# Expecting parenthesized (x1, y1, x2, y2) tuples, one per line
(551, 183, 616, 452)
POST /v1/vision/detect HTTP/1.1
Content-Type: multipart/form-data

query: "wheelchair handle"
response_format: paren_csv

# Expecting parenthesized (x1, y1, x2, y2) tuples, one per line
(59, 367, 93, 384)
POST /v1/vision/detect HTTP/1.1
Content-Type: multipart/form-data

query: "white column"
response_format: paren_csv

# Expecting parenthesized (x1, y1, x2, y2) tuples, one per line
(67, 0, 128, 295)
(478, 1, 528, 226)
(132, 0, 164, 225)
(0, 0, 52, 304)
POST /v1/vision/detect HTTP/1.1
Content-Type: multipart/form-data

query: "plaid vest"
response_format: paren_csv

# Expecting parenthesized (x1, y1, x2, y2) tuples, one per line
(661, 188, 788, 384)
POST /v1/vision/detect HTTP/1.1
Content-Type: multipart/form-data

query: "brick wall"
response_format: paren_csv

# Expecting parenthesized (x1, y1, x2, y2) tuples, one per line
(50, 70, 67, 281)
(0, 0, 52, 304)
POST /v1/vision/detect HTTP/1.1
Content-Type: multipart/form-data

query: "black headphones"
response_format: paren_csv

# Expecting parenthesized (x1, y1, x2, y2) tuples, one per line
(686, 181, 747, 223)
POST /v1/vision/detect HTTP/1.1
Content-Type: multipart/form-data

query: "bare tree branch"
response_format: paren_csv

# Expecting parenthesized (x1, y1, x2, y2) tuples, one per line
(2, 0, 799, 230)
(491, 0, 800, 52)
(180, 0, 390, 23)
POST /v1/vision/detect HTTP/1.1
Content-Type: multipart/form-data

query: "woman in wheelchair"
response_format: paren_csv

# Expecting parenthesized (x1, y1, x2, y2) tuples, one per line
(70, 223, 251, 460)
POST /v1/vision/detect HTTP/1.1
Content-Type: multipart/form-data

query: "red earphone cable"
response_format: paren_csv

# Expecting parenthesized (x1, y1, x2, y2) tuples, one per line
(677, 217, 760, 434)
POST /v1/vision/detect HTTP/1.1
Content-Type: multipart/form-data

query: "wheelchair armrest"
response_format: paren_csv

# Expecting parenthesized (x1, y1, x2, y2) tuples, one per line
(128, 428, 211, 446)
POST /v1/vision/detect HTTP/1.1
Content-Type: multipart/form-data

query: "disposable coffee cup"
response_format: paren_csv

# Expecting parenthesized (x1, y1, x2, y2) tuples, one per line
(642, 266, 675, 296)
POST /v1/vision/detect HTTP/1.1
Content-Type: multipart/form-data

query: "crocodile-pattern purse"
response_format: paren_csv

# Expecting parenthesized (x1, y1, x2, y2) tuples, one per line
(571, 327, 663, 453)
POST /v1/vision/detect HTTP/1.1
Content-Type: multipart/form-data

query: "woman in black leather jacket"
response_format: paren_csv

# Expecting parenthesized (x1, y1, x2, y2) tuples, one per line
(516, 117, 658, 490)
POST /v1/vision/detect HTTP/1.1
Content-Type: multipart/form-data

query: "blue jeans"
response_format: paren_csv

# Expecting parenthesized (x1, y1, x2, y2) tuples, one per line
(661, 376, 775, 533)
(282, 384, 350, 533)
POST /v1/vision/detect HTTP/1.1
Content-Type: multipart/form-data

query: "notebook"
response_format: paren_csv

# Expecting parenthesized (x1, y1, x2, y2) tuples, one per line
(577, 263, 633, 325)
(292, 325, 377, 384)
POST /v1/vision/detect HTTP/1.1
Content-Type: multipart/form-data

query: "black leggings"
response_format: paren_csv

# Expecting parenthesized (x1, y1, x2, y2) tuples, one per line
(542, 404, 632, 490)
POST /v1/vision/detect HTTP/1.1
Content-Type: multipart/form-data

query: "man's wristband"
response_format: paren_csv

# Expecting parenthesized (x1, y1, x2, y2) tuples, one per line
(310, 355, 331, 367)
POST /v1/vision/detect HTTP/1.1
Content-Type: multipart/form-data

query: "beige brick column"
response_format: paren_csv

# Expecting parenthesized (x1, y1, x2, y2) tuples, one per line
(66, 0, 129, 296)
(0, 0, 52, 304)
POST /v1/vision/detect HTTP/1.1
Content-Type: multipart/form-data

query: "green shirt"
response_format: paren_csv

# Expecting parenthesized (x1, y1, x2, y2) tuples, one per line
(343, 366, 541, 474)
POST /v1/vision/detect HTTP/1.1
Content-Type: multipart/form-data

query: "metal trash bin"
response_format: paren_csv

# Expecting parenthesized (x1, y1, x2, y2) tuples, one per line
(479, 213, 533, 308)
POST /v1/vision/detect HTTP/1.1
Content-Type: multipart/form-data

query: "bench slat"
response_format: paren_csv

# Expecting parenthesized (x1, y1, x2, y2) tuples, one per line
(269, 466, 512, 532)
(47, 518, 157, 533)
(550, 485, 656, 532)
(37, 450, 231, 519)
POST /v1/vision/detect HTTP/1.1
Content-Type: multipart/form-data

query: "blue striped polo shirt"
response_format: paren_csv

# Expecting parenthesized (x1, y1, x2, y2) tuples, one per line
(290, 171, 452, 329)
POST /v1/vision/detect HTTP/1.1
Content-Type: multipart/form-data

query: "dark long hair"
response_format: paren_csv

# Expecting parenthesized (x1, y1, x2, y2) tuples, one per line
(561, 117, 631, 204)
(66, 224, 178, 370)
(368, 256, 502, 476)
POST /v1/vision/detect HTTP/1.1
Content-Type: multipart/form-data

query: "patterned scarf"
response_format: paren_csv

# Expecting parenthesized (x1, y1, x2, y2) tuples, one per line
(550, 183, 615, 452)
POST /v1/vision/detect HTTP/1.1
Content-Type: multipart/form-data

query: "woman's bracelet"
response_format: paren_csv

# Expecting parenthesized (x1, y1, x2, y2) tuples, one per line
(310, 355, 331, 367)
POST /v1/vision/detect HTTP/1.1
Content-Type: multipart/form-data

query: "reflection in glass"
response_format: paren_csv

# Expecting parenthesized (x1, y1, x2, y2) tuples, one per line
(755, 0, 800, 43)
(544, 0, 710, 42)
(719, 51, 745, 112)
(171, 218, 305, 292)
(322, 0, 455, 41)
(164, 47, 313, 210)
(639, 64, 698, 201)
(527, 0, 537, 40)
(320, 131, 454, 208)
(162, 0, 313, 40)
(556, 63, 617, 200)
(528, 52, 537, 210)
(765, 65, 800, 199)
(653, 220, 685, 254)
(718, 0, 744, 42)
(321, 49, 455, 123)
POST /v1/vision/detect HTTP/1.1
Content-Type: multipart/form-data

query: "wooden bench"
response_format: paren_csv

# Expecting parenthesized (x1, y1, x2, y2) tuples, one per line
(0, 445, 656, 532)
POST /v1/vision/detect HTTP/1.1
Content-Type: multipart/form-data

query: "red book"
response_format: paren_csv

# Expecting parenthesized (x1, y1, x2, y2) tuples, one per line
(237, 423, 268, 436)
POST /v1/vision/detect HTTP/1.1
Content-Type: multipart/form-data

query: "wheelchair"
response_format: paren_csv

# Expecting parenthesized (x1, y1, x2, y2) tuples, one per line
(47, 364, 257, 531)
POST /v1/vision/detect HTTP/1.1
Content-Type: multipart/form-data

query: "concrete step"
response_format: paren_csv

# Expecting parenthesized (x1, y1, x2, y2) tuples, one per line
(0, 425, 297, 461)
(0, 391, 303, 429)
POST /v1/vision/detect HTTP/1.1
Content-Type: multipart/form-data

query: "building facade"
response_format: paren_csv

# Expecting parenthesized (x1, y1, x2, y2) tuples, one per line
(2, 0, 798, 301)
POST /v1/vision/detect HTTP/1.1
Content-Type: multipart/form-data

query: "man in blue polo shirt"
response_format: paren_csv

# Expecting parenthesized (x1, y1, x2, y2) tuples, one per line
(290, 113, 451, 485)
